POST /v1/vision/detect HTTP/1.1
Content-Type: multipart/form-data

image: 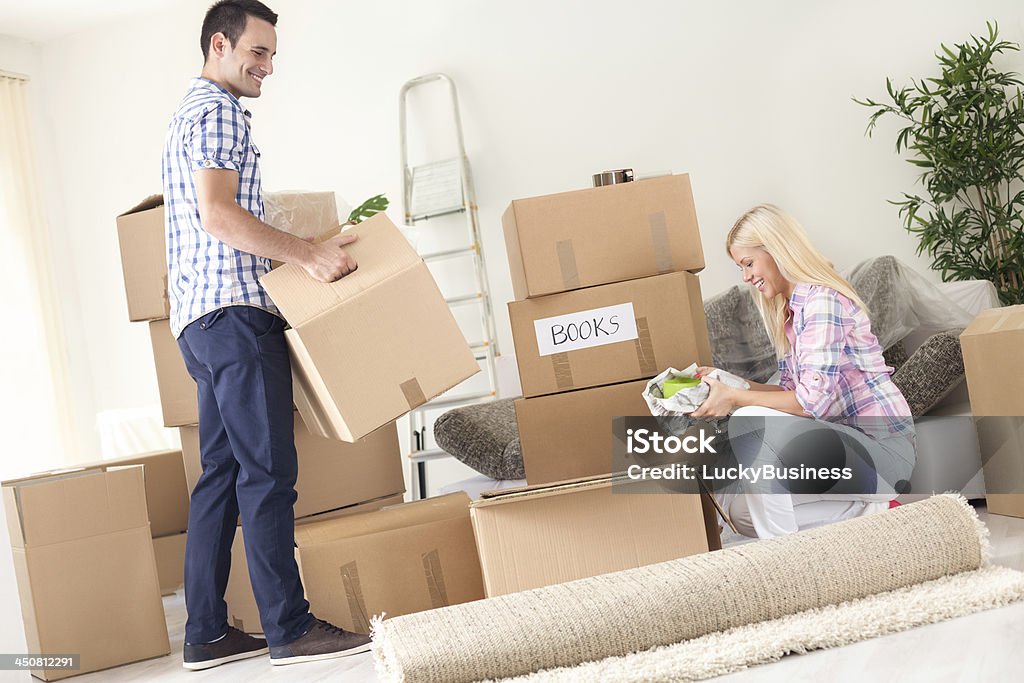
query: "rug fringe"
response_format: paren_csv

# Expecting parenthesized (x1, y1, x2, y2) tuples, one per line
(371, 612, 404, 683)
(940, 492, 992, 566)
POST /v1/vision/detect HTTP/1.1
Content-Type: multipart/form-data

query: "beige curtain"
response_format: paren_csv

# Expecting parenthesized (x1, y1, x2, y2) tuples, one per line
(0, 71, 75, 475)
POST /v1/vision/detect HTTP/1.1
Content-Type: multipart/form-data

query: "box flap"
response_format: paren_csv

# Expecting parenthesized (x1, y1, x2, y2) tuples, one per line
(4, 467, 150, 548)
(294, 492, 469, 546)
(2, 467, 91, 487)
(119, 194, 164, 217)
(961, 305, 1024, 338)
(472, 476, 626, 507)
(72, 449, 189, 537)
(260, 212, 421, 327)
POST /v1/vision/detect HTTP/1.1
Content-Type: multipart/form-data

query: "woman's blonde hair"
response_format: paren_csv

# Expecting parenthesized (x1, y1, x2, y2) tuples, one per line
(726, 204, 866, 357)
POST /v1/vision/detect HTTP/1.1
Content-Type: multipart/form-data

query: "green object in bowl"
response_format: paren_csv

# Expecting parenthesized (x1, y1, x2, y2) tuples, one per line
(662, 377, 701, 398)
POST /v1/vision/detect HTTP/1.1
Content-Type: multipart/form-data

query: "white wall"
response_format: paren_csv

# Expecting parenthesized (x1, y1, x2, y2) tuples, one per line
(0, 34, 96, 476)
(10, 0, 1024, 461)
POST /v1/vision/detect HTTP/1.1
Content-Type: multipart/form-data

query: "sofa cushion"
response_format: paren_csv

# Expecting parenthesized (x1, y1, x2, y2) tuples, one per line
(882, 340, 910, 372)
(433, 398, 525, 480)
(891, 329, 966, 417)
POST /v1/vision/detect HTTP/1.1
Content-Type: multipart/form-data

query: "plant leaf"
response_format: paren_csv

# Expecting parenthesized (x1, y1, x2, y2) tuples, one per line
(347, 194, 390, 224)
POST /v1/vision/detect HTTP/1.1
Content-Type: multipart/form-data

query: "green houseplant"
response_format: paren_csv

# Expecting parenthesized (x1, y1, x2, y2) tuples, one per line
(343, 193, 389, 226)
(854, 21, 1024, 304)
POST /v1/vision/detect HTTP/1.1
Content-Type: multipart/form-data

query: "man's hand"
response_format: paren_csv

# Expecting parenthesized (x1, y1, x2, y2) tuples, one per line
(691, 377, 739, 419)
(301, 233, 359, 282)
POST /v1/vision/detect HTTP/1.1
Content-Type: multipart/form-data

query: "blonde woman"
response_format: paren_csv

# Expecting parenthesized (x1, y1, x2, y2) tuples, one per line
(691, 204, 915, 538)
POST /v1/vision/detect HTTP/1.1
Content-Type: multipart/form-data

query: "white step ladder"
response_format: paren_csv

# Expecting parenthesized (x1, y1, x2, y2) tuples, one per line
(399, 73, 500, 499)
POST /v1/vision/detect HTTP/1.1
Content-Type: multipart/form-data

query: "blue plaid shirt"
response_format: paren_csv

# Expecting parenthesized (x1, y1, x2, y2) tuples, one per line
(162, 77, 279, 338)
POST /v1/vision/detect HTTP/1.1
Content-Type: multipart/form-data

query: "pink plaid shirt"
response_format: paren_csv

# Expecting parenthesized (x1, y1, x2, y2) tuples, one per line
(778, 283, 913, 439)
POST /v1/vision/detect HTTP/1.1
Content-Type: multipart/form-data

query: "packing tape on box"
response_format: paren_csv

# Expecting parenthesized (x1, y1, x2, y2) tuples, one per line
(556, 240, 581, 290)
(422, 549, 449, 610)
(341, 561, 371, 634)
(989, 309, 1024, 333)
(551, 352, 574, 390)
(649, 211, 673, 274)
(634, 316, 658, 376)
(401, 378, 427, 409)
(162, 274, 169, 310)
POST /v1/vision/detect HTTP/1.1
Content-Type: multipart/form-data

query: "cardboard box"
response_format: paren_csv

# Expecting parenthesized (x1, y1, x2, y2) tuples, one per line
(502, 174, 704, 300)
(960, 307, 1024, 518)
(974, 416, 1024, 519)
(470, 477, 711, 596)
(2, 467, 170, 680)
(75, 449, 189, 537)
(509, 271, 711, 398)
(117, 196, 169, 322)
(149, 318, 198, 427)
(260, 213, 480, 442)
(225, 493, 404, 634)
(295, 492, 484, 634)
(153, 532, 187, 596)
(180, 415, 404, 519)
(515, 379, 651, 485)
(961, 306, 1024, 416)
(265, 191, 340, 268)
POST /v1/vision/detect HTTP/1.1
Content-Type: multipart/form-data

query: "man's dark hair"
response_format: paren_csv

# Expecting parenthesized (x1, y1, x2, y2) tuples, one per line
(201, 0, 278, 62)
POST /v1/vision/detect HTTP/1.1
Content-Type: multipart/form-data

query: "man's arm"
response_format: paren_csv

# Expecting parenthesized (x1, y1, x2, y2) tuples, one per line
(195, 168, 358, 282)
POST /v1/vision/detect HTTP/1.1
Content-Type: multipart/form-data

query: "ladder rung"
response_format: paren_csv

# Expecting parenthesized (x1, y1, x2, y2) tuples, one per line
(406, 447, 452, 462)
(445, 293, 483, 306)
(409, 206, 467, 222)
(421, 246, 476, 262)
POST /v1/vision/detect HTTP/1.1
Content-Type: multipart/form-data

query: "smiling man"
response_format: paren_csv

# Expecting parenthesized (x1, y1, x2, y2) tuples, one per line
(162, 0, 369, 671)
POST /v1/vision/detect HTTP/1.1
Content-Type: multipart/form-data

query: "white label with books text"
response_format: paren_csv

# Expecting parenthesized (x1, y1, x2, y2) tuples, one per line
(534, 302, 638, 356)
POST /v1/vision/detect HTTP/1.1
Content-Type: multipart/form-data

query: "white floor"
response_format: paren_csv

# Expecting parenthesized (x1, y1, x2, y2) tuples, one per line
(7, 503, 1024, 683)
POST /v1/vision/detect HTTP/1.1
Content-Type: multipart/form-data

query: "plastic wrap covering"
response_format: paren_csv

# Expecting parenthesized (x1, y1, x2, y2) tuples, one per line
(263, 190, 344, 240)
(703, 285, 775, 383)
(846, 255, 976, 350)
(705, 256, 982, 384)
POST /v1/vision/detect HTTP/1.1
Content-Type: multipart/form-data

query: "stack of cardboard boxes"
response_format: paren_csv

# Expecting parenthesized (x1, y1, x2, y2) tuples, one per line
(463, 175, 720, 598)
(502, 174, 712, 483)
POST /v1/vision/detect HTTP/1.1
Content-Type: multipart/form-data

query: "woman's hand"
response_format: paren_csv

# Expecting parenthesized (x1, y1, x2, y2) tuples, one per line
(691, 376, 739, 418)
(694, 366, 718, 378)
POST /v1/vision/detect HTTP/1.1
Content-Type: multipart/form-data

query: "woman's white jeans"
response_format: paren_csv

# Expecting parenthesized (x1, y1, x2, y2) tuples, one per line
(716, 405, 913, 539)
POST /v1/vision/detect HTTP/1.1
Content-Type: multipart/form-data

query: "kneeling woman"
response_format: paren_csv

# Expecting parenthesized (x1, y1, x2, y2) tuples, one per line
(692, 204, 915, 538)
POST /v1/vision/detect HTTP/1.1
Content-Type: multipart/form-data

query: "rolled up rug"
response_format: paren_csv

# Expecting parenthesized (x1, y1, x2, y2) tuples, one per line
(371, 495, 1024, 682)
